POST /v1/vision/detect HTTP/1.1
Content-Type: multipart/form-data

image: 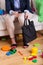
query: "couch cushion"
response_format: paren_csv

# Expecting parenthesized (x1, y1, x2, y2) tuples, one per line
(0, 15, 7, 30)
(30, 14, 43, 26)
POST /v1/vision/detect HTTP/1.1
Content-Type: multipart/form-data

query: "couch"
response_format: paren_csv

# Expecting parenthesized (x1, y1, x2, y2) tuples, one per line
(0, 0, 43, 36)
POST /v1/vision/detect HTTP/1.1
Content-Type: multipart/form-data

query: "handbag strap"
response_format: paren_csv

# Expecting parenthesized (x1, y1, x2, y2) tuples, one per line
(28, 19, 31, 24)
(24, 19, 27, 26)
(24, 19, 30, 26)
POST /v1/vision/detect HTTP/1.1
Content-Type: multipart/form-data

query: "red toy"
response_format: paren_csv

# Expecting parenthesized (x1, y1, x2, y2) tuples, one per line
(33, 56, 37, 58)
(27, 56, 33, 60)
(27, 56, 37, 60)
(41, 52, 43, 58)
(29, 57, 33, 60)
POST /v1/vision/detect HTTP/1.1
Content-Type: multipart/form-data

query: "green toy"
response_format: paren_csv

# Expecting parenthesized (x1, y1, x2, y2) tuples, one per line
(32, 59, 37, 63)
(35, 0, 43, 22)
(9, 49, 17, 54)
(6, 49, 17, 56)
(33, 43, 40, 47)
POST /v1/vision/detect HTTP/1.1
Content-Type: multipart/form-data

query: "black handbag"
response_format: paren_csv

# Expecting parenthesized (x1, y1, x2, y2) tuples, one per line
(22, 19, 37, 46)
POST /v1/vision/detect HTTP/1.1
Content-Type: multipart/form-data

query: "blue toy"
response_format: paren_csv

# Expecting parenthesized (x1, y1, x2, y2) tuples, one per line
(6, 49, 17, 56)
(6, 52, 11, 56)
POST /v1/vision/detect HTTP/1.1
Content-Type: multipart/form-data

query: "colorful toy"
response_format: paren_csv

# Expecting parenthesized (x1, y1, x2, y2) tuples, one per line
(23, 57, 27, 60)
(1, 45, 11, 51)
(10, 49, 17, 54)
(32, 59, 37, 63)
(31, 53, 37, 56)
(31, 47, 38, 56)
(27, 56, 37, 61)
(38, 50, 41, 53)
(6, 49, 17, 56)
(23, 57, 27, 63)
(18, 51, 23, 56)
(33, 56, 37, 58)
(32, 47, 38, 54)
(27, 56, 33, 60)
(32, 47, 38, 53)
(33, 43, 40, 47)
(41, 52, 43, 58)
(6, 52, 10, 56)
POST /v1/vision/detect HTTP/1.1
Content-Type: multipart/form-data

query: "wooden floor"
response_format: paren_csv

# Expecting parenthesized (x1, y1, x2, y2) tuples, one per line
(0, 35, 43, 65)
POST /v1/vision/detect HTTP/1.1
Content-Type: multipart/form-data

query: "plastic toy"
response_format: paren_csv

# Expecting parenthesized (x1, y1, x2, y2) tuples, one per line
(6, 52, 11, 56)
(9, 49, 17, 54)
(31, 53, 37, 56)
(33, 43, 40, 47)
(27, 56, 37, 60)
(29, 57, 33, 60)
(27, 56, 33, 60)
(23, 57, 27, 60)
(32, 47, 38, 54)
(9, 51, 14, 54)
(6, 49, 17, 56)
(38, 50, 41, 53)
(1, 45, 11, 51)
(23, 57, 27, 63)
(18, 51, 23, 56)
(32, 59, 37, 63)
(31, 47, 38, 56)
(33, 56, 37, 58)
(41, 52, 43, 58)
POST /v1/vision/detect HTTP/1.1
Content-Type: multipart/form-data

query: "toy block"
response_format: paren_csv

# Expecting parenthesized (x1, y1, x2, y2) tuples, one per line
(31, 53, 37, 56)
(6, 49, 17, 56)
(9, 49, 17, 54)
(32, 47, 38, 53)
(32, 59, 37, 63)
(38, 50, 41, 53)
(27, 56, 33, 60)
(23, 57, 27, 64)
(23, 57, 27, 61)
(41, 52, 43, 58)
(1, 45, 11, 51)
(33, 43, 40, 47)
(6, 52, 11, 56)
(33, 56, 37, 58)
(18, 51, 23, 56)
(13, 49, 17, 53)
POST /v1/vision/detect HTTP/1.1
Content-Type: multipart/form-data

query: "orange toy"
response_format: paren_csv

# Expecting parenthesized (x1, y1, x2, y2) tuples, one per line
(18, 51, 23, 56)
(1, 45, 11, 51)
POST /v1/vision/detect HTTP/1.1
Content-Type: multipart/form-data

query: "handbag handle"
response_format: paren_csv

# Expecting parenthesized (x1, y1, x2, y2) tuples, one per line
(24, 19, 30, 26)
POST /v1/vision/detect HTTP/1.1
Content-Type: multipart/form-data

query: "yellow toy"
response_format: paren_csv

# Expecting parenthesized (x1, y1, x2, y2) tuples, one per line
(23, 57, 27, 63)
(31, 47, 38, 56)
